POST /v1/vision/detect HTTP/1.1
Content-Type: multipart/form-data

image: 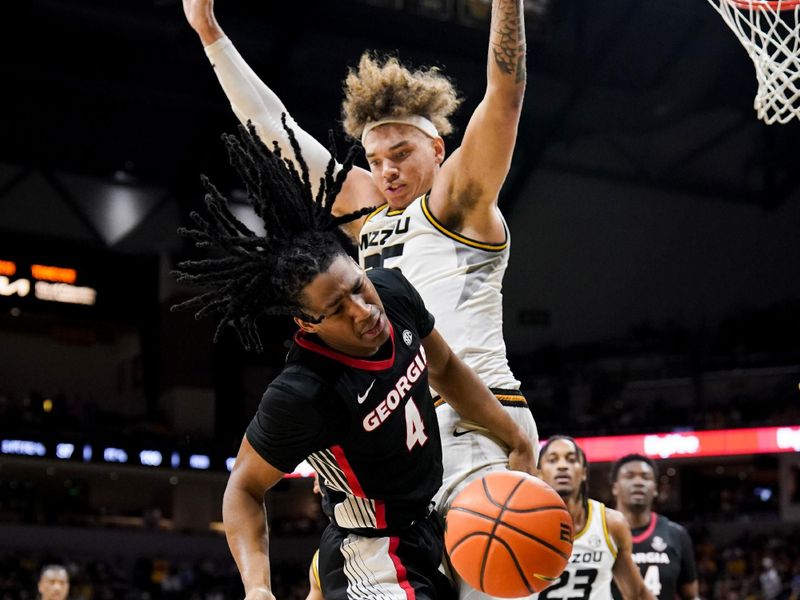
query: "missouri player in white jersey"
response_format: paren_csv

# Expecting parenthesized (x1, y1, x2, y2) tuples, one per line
(183, 2, 538, 598)
(535, 437, 655, 600)
(358, 197, 536, 526)
(359, 198, 515, 391)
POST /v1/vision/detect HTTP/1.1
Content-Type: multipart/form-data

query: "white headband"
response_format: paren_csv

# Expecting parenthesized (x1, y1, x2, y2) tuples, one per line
(360, 115, 439, 144)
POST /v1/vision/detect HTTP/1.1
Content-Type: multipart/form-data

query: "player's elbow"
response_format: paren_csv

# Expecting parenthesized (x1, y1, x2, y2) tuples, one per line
(484, 87, 525, 123)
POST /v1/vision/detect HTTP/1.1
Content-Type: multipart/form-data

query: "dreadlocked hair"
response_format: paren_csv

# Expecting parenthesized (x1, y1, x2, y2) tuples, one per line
(171, 117, 375, 352)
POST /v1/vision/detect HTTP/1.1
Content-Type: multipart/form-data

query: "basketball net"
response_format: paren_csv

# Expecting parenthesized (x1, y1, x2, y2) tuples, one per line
(706, 0, 800, 124)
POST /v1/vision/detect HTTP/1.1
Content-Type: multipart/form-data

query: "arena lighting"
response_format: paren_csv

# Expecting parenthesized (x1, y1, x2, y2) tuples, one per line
(0, 259, 97, 305)
(30, 264, 77, 284)
(2, 426, 798, 473)
(188, 454, 211, 470)
(0, 260, 16, 276)
(0, 439, 46, 457)
(139, 450, 163, 467)
(103, 447, 128, 463)
(56, 443, 75, 459)
(543, 425, 800, 463)
(34, 281, 97, 306)
(0, 276, 30, 297)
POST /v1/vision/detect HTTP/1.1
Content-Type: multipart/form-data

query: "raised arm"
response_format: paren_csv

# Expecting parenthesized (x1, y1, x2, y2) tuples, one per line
(607, 509, 657, 600)
(183, 0, 374, 222)
(430, 0, 526, 236)
(422, 328, 534, 474)
(223, 436, 285, 600)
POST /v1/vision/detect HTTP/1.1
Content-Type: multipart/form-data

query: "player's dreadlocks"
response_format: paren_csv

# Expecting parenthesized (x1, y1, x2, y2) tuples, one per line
(171, 117, 374, 352)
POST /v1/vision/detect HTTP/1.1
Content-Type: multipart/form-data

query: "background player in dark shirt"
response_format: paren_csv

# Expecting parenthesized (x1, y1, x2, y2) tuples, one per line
(172, 125, 535, 600)
(610, 455, 699, 600)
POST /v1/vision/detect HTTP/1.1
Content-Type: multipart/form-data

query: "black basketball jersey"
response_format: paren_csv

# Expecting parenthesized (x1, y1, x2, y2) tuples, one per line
(612, 512, 696, 600)
(246, 268, 442, 534)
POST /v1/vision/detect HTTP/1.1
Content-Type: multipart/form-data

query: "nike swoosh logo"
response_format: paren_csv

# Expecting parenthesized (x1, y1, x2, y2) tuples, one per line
(357, 380, 375, 404)
(453, 429, 472, 437)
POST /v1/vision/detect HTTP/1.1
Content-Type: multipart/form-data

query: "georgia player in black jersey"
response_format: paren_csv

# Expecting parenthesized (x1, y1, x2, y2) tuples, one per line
(610, 455, 698, 600)
(172, 125, 534, 600)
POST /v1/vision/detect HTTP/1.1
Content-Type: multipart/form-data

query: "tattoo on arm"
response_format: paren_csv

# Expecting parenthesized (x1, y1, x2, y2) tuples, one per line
(491, 0, 526, 83)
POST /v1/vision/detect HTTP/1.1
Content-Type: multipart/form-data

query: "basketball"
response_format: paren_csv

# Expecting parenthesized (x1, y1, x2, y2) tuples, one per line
(444, 471, 573, 598)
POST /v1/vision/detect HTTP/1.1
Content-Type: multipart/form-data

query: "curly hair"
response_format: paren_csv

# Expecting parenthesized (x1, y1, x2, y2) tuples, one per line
(341, 52, 463, 140)
(171, 118, 374, 352)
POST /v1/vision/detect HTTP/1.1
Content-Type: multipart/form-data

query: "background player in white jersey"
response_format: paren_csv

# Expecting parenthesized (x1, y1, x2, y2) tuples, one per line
(183, 2, 538, 597)
(173, 127, 534, 600)
(535, 437, 655, 600)
(610, 455, 699, 600)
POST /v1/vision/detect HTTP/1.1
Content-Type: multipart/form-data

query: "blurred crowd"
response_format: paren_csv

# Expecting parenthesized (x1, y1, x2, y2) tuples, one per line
(692, 530, 800, 600)
(3, 528, 800, 600)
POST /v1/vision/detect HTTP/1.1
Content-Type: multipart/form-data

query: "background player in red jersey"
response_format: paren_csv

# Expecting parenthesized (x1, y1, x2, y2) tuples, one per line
(610, 455, 699, 600)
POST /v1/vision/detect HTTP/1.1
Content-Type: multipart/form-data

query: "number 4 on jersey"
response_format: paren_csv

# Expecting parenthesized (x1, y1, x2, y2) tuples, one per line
(404, 399, 428, 450)
(643, 565, 662, 597)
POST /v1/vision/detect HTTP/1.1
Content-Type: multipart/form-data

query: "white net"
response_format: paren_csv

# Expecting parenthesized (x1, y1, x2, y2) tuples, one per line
(706, 0, 800, 124)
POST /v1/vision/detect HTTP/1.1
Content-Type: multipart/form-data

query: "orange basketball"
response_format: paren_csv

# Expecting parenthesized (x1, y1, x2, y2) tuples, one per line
(444, 471, 573, 598)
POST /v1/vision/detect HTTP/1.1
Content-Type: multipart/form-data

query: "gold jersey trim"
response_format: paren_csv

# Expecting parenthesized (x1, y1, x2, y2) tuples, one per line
(364, 203, 389, 222)
(420, 195, 508, 252)
(311, 548, 321, 589)
(434, 389, 526, 408)
(600, 503, 619, 558)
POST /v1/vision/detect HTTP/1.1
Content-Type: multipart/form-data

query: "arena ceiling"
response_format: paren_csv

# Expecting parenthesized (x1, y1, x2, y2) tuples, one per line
(3, 0, 799, 254)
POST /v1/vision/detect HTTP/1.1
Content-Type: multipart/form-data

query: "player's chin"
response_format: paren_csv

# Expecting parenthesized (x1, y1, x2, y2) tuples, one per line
(552, 484, 573, 498)
(385, 189, 414, 209)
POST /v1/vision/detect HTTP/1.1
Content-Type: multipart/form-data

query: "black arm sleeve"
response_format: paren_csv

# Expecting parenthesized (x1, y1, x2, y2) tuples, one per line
(245, 369, 332, 473)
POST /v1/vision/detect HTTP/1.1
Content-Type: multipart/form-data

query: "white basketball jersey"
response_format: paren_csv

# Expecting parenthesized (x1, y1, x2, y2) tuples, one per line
(534, 500, 618, 600)
(358, 195, 520, 390)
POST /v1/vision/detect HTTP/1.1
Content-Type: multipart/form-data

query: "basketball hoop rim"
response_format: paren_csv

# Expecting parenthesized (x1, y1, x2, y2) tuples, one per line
(725, 0, 800, 10)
